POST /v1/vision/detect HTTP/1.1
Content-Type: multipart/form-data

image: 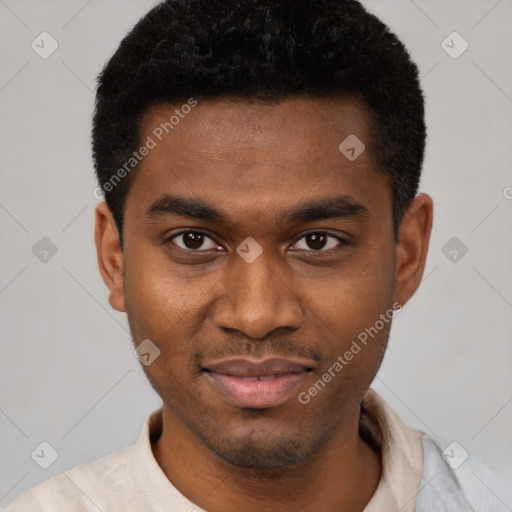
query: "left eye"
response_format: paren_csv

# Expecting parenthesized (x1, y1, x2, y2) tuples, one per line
(292, 232, 344, 252)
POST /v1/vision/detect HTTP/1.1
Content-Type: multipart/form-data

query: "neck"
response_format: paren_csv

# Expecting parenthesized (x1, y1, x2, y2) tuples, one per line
(152, 406, 382, 512)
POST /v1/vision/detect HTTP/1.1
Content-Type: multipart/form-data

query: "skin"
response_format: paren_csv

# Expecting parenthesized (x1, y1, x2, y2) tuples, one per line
(95, 96, 433, 512)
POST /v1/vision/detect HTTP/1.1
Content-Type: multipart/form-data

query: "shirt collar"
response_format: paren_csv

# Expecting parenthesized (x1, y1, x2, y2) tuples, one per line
(128, 387, 423, 511)
(360, 388, 423, 511)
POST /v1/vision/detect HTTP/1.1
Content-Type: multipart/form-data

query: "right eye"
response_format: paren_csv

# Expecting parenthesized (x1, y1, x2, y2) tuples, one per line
(166, 230, 221, 251)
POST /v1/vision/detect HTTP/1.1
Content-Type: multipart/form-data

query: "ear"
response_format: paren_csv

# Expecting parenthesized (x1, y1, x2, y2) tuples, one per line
(394, 193, 434, 307)
(94, 201, 126, 312)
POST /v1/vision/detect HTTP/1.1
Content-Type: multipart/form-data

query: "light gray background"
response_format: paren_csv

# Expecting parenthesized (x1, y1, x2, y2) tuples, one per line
(1, 0, 511, 506)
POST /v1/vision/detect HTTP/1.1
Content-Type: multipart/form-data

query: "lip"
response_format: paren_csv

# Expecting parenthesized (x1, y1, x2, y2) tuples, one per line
(202, 357, 313, 409)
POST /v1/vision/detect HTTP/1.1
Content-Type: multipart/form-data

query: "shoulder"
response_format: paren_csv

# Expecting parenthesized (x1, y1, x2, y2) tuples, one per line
(3, 445, 133, 512)
(415, 433, 511, 512)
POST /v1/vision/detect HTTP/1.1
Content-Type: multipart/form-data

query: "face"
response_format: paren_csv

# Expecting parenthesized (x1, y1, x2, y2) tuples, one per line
(96, 96, 429, 469)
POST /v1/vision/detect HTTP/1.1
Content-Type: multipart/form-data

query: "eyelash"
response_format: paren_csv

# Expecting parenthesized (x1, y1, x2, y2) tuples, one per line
(164, 229, 349, 255)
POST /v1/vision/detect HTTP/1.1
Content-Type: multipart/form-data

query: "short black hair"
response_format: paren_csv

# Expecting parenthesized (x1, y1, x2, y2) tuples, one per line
(92, 0, 426, 248)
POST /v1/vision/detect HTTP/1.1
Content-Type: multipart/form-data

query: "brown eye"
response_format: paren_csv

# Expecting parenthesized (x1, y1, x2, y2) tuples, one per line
(292, 232, 345, 252)
(170, 231, 219, 251)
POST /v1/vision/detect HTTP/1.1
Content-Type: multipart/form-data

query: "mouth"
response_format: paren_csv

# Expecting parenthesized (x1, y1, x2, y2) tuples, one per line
(201, 357, 314, 409)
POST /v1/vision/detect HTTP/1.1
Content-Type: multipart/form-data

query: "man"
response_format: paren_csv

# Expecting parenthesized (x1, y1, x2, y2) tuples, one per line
(5, 0, 508, 510)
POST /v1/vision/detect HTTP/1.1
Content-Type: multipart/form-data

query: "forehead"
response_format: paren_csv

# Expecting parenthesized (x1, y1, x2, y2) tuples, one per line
(125, 96, 390, 224)
(141, 95, 373, 155)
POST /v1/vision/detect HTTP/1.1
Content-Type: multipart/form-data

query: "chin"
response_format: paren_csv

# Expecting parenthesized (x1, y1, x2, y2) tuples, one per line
(203, 432, 313, 469)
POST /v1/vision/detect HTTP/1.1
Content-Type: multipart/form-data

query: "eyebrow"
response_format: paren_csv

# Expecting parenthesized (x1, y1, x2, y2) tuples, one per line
(145, 194, 369, 225)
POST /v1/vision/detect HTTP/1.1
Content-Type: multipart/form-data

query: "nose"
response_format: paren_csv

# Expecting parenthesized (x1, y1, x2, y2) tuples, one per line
(212, 251, 303, 339)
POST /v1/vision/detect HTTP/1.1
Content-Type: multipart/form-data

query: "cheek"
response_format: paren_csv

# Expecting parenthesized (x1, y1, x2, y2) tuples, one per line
(123, 249, 218, 386)
(125, 243, 206, 319)
(122, 257, 191, 364)
(124, 267, 198, 398)
(300, 247, 395, 370)
(305, 250, 394, 325)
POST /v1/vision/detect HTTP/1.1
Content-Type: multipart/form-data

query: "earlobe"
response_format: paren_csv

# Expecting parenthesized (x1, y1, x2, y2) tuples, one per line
(94, 201, 126, 312)
(393, 193, 434, 307)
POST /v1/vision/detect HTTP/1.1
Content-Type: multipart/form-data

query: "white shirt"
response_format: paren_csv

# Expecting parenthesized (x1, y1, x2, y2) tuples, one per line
(4, 388, 509, 511)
